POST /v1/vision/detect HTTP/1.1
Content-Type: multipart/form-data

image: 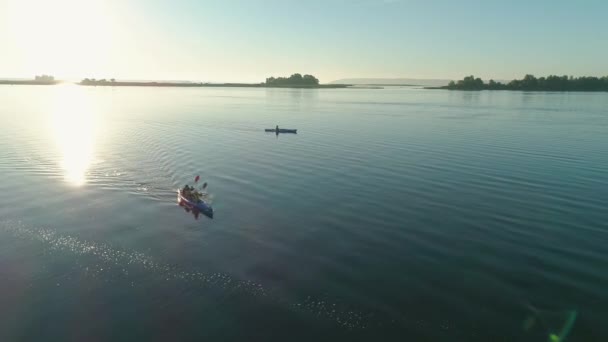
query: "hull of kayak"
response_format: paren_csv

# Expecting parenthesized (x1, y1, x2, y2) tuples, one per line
(265, 129, 297, 133)
(177, 189, 213, 218)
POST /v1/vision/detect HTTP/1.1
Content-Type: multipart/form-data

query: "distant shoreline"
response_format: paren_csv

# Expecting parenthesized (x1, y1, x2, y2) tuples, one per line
(0, 80, 351, 89)
(77, 81, 351, 89)
(429, 74, 608, 92)
(354, 84, 418, 87)
(425, 86, 608, 92)
(0, 80, 61, 86)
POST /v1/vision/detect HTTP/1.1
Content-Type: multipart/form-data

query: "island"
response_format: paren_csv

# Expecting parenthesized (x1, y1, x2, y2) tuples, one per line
(433, 75, 608, 92)
(78, 74, 350, 89)
(265, 73, 321, 87)
(0, 75, 61, 86)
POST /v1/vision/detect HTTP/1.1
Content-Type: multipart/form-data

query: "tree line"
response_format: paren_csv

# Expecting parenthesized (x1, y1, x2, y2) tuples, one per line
(446, 75, 608, 91)
(265, 73, 319, 86)
(81, 78, 116, 85)
(35, 75, 55, 82)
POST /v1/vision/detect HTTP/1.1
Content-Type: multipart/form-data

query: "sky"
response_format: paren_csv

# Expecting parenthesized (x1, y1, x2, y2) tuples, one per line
(1, 0, 607, 83)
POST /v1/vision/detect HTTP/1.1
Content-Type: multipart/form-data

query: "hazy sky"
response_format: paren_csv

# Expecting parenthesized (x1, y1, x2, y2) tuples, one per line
(1, 0, 607, 82)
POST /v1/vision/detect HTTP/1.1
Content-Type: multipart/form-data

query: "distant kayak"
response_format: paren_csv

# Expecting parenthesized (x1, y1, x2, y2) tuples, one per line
(265, 128, 297, 133)
(177, 189, 213, 218)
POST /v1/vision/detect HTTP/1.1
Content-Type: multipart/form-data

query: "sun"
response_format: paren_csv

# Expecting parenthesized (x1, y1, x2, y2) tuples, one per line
(6, 0, 115, 78)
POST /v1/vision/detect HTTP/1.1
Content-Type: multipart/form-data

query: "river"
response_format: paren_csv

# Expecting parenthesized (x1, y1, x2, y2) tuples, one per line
(0, 85, 606, 341)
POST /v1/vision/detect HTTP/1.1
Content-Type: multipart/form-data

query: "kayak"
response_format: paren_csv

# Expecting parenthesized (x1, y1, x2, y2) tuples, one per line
(265, 129, 297, 133)
(177, 189, 213, 218)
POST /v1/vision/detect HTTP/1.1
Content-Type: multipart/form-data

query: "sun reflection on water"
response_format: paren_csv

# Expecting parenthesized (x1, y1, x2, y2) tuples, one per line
(50, 85, 100, 186)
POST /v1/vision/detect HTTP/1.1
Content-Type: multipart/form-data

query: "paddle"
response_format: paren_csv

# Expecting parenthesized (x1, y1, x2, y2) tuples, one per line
(195, 174, 207, 191)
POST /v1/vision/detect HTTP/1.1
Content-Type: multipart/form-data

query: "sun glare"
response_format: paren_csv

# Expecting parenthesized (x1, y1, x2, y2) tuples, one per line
(49, 85, 99, 186)
(7, 0, 114, 78)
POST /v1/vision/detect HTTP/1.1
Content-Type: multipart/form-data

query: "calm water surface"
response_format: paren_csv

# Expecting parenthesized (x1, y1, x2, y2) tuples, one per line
(0, 85, 607, 341)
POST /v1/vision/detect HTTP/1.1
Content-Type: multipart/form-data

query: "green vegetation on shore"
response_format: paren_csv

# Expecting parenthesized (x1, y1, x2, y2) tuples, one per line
(81, 78, 116, 85)
(34, 75, 55, 82)
(443, 75, 608, 91)
(265, 73, 319, 87)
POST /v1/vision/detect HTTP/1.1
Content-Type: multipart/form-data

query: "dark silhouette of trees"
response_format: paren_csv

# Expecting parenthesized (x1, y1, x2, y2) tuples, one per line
(34, 75, 55, 82)
(445, 74, 608, 91)
(520, 74, 538, 89)
(487, 79, 506, 90)
(80, 78, 113, 85)
(302, 74, 318, 85)
(290, 73, 303, 83)
(265, 73, 320, 86)
(453, 75, 484, 90)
